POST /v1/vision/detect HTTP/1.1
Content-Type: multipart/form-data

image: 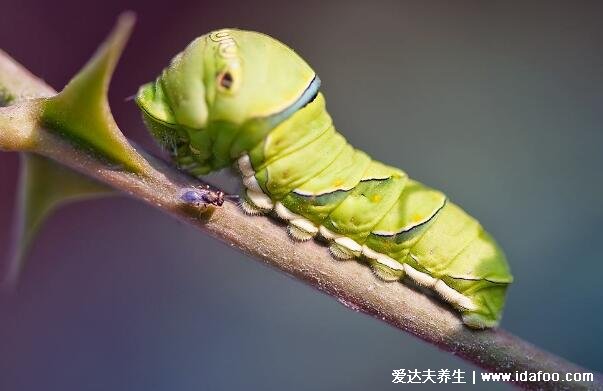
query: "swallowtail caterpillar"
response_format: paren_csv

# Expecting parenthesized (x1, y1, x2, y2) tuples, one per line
(136, 29, 513, 328)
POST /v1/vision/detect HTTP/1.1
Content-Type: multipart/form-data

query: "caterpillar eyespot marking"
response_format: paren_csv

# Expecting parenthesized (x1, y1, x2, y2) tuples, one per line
(136, 28, 513, 328)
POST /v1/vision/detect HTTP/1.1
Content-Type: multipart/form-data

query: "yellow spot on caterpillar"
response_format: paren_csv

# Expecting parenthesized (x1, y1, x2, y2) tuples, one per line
(371, 194, 382, 203)
(332, 179, 344, 187)
(189, 144, 201, 155)
(412, 214, 424, 223)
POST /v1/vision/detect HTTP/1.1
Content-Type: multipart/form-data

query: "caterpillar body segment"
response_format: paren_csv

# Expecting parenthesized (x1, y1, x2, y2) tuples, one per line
(136, 28, 513, 328)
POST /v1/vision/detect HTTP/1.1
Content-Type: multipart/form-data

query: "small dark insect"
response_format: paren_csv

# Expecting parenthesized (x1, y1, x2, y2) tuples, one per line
(180, 187, 225, 207)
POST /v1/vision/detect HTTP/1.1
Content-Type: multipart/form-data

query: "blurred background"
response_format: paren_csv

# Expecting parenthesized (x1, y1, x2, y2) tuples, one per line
(1, 1, 602, 390)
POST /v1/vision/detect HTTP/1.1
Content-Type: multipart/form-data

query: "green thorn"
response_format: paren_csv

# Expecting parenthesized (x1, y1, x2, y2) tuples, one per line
(2, 154, 113, 290)
(41, 12, 151, 174)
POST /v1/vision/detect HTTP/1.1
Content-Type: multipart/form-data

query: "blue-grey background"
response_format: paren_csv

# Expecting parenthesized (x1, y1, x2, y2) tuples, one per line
(0, 1, 601, 390)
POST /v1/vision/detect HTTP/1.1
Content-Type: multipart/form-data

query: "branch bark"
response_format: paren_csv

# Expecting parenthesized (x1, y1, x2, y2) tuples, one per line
(0, 49, 601, 390)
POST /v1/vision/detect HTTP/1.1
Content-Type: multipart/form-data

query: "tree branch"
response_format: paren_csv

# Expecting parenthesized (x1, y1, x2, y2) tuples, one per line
(0, 49, 601, 390)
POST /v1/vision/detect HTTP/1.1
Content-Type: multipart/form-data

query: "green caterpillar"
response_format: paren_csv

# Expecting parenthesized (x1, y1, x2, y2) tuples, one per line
(135, 29, 513, 328)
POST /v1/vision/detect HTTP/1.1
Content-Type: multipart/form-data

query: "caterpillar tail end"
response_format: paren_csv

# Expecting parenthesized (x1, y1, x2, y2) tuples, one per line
(458, 283, 509, 329)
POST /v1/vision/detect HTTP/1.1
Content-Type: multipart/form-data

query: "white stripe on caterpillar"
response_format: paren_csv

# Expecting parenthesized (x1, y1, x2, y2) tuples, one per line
(434, 280, 476, 310)
(319, 225, 338, 240)
(237, 154, 255, 177)
(243, 175, 263, 193)
(275, 202, 301, 220)
(334, 237, 362, 254)
(374, 253, 404, 271)
(290, 218, 318, 234)
(403, 264, 437, 288)
(246, 189, 273, 210)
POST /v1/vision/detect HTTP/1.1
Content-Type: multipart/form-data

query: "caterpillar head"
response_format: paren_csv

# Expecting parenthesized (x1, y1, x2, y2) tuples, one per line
(136, 29, 320, 175)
